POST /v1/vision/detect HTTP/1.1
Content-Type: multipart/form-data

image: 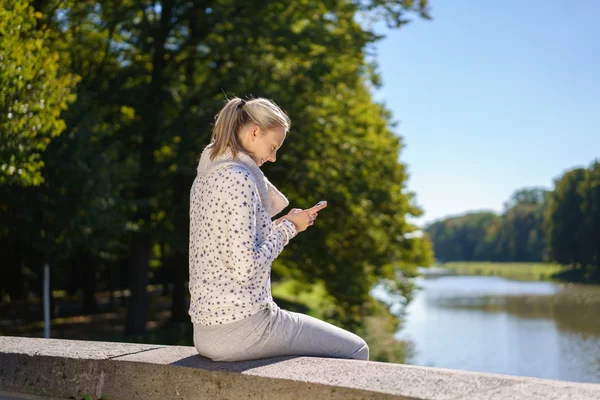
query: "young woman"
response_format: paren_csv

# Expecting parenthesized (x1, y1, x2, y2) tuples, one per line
(189, 97, 369, 362)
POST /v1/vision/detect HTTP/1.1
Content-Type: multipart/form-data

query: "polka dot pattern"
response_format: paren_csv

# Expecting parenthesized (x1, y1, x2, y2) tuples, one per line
(188, 165, 297, 325)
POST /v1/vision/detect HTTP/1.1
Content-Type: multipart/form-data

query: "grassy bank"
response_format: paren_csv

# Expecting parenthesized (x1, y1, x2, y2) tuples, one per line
(441, 261, 563, 281)
(272, 279, 412, 363)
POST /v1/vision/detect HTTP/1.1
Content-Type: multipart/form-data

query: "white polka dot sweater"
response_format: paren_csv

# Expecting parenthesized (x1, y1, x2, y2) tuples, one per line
(188, 144, 298, 325)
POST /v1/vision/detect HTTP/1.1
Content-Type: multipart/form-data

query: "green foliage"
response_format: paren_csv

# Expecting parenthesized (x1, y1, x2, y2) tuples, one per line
(272, 280, 341, 322)
(426, 188, 549, 263)
(550, 160, 600, 283)
(0, 0, 135, 305)
(426, 211, 499, 261)
(544, 168, 587, 265)
(270, 81, 434, 327)
(0, 0, 78, 186)
(356, 297, 414, 363)
(444, 262, 563, 281)
(489, 189, 548, 262)
(426, 162, 600, 284)
(577, 161, 600, 272)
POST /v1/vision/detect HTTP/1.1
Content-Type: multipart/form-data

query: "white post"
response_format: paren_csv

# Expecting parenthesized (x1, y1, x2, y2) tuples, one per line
(43, 264, 50, 338)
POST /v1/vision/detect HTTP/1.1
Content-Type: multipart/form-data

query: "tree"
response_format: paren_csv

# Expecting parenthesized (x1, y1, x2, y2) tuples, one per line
(0, 0, 135, 309)
(490, 187, 548, 262)
(577, 160, 600, 282)
(544, 168, 587, 265)
(425, 212, 497, 261)
(0, 0, 78, 303)
(503, 187, 547, 211)
(0, 0, 77, 187)
(425, 188, 549, 263)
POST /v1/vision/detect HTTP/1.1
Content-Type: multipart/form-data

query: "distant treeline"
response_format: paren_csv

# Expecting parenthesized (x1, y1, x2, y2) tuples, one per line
(425, 160, 600, 283)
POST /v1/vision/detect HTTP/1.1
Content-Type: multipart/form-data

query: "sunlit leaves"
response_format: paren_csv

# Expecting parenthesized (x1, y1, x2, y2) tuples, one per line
(0, 0, 78, 186)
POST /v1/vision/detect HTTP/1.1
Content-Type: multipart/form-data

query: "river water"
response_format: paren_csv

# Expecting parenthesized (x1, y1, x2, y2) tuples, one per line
(374, 274, 600, 384)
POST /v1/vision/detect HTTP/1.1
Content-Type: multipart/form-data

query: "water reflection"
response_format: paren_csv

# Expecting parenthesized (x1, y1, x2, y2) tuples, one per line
(388, 276, 600, 384)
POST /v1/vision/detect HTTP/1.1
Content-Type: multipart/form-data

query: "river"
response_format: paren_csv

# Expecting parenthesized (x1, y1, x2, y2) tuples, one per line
(373, 273, 600, 384)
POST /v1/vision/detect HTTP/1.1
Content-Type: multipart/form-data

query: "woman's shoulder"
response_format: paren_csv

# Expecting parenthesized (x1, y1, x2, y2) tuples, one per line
(201, 162, 257, 191)
(212, 163, 254, 180)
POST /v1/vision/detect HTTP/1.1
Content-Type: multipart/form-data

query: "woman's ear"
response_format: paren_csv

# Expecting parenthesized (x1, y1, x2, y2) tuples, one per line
(250, 124, 261, 141)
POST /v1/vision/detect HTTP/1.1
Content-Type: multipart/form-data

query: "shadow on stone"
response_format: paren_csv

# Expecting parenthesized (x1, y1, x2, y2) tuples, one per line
(171, 354, 300, 372)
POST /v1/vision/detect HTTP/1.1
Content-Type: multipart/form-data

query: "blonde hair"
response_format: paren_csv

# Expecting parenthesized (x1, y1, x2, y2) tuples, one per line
(210, 97, 291, 161)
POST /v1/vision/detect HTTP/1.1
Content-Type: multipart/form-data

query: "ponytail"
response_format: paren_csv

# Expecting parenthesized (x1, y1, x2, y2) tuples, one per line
(209, 96, 291, 161)
(210, 97, 248, 161)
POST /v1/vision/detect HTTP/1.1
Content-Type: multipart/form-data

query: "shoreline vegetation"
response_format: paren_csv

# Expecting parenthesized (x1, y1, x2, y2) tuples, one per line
(438, 262, 564, 281)
(436, 261, 600, 284)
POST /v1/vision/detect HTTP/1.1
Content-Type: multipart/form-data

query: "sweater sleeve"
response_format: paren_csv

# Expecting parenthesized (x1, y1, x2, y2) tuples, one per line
(221, 168, 297, 284)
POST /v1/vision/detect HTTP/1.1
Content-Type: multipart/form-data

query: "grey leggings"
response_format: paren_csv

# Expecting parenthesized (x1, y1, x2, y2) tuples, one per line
(193, 302, 369, 362)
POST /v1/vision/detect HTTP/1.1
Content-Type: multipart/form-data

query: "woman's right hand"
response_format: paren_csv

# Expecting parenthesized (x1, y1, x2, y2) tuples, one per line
(283, 202, 328, 233)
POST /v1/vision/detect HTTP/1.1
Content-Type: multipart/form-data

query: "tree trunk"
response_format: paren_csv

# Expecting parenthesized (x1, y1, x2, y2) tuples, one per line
(123, 0, 175, 337)
(81, 252, 98, 314)
(170, 253, 188, 323)
(160, 244, 172, 296)
(124, 234, 151, 336)
(119, 257, 128, 307)
(67, 258, 80, 297)
(6, 239, 26, 301)
(107, 263, 116, 310)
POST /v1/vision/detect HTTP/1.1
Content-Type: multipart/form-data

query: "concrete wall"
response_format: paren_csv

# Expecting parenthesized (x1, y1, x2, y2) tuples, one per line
(1, 336, 599, 400)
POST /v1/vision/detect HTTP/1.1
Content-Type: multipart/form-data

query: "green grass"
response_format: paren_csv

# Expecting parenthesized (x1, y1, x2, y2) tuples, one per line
(271, 279, 338, 321)
(441, 261, 563, 281)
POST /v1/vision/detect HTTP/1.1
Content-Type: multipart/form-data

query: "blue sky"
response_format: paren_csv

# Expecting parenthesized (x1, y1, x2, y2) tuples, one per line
(372, 1, 600, 227)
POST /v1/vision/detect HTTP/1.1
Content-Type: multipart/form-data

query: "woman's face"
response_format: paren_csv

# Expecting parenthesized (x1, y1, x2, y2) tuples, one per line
(244, 124, 286, 167)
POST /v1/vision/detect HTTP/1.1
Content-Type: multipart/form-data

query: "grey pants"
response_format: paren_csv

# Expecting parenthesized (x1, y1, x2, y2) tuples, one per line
(193, 302, 369, 362)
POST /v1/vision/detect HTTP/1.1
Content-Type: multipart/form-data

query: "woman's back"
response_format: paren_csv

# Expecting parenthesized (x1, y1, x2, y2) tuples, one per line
(189, 148, 296, 326)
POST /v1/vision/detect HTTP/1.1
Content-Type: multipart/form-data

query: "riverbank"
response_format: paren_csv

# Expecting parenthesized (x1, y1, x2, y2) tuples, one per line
(440, 261, 563, 281)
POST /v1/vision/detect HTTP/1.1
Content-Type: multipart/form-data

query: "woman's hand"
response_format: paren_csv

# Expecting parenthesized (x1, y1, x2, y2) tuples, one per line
(283, 202, 328, 233)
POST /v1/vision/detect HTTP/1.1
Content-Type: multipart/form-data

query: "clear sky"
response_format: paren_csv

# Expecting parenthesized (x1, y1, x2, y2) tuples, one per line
(372, 1, 600, 227)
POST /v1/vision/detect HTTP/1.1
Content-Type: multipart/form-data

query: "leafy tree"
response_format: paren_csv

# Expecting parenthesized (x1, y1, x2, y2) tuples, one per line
(577, 160, 600, 281)
(503, 187, 547, 211)
(0, 0, 135, 308)
(426, 188, 548, 263)
(426, 212, 497, 262)
(544, 168, 587, 265)
(0, 0, 77, 303)
(0, 0, 77, 187)
(489, 188, 548, 262)
(273, 81, 434, 327)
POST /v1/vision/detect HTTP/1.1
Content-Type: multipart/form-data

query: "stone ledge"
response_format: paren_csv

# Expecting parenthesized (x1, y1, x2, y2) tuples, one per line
(1, 336, 599, 400)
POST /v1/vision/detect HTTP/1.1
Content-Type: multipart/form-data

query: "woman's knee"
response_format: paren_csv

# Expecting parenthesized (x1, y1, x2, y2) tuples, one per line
(346, 338, 369, 360)
(355, 340, 370, 360)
